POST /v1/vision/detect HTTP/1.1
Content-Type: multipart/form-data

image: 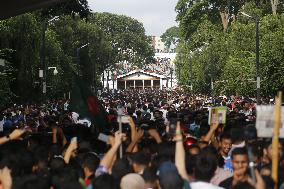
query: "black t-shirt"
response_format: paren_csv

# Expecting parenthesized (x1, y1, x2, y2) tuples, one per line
(219, 177, 254, 189)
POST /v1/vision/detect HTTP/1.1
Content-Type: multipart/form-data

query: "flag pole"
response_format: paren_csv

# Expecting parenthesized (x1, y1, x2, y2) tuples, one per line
(272, 91, 281, 188)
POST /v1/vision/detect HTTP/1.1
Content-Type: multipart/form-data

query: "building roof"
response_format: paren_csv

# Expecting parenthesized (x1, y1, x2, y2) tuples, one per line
(116, 69, 166, 79)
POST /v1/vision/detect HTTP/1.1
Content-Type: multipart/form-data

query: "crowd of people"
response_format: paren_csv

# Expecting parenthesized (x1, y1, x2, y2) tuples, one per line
(115, 57, 174, 76)
(0, 89, 283, 189)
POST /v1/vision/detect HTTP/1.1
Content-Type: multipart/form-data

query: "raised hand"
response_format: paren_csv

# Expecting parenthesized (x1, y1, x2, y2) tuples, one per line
(9, 129, 25, 140)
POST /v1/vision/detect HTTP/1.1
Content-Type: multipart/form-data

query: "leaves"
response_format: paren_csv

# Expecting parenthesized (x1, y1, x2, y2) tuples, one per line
(176, 0, 284, 96)
(90, 12, 154, 67)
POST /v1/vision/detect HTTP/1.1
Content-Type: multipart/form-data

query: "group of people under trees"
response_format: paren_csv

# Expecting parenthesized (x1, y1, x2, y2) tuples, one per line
(0, 89, 283, 189)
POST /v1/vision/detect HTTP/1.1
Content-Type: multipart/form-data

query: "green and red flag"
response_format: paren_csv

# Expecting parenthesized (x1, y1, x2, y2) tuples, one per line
(70, 74, 110, 132)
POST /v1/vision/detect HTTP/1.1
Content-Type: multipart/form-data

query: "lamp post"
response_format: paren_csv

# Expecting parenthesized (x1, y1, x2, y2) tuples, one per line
(189, 53, 193, 91)
(48, 67, 58, 75)
(241, 12, 260, 105)
(40, 16, 59, 99)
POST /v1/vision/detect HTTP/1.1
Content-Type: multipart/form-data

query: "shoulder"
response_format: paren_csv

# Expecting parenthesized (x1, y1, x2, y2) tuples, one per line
(219, 176, 233, 188)
(191, 181, 225, 189)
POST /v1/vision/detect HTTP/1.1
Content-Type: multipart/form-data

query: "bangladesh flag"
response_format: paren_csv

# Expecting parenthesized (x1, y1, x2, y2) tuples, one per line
(70, 74, 110, 132)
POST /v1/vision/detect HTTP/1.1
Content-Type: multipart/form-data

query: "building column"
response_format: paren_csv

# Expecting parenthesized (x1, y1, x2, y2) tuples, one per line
(142, 80, 145, 90)
(151, 80, 153, 89)
(160, 78, 163, 89)
(124, 80, 127, 89)
(134, 80, 136, 89)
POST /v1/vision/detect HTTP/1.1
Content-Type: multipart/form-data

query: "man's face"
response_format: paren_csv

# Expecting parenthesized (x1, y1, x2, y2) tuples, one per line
(154, 112, 161, 118)
(267, 143, 283, 161)
(232, 154, 248, 172)
(220, 138, 232, 156)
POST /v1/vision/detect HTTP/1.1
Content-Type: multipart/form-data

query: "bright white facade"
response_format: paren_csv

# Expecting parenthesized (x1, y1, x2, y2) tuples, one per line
(101, 52, 178, 90)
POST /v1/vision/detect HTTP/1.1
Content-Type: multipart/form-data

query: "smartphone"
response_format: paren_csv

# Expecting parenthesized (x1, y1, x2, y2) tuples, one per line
(98, 133, 109, 143)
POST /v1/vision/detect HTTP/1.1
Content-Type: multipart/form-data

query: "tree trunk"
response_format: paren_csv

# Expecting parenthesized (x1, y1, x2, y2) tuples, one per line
(271, 0, 279, 15)
(220, 10, 229, 32)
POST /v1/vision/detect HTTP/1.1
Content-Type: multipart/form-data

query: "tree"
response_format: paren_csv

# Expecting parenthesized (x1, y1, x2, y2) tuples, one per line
(161, 26, 180, 52)
(0, 13, 41, 102)
(50, 15, 113, 90)
(175, 0, 245, 39)
(271, 0, 279, 15)
(90, 12, 155, 68)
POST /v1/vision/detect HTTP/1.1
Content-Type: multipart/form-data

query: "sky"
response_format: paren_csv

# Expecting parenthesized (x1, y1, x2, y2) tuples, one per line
(88, 0, 179, 36)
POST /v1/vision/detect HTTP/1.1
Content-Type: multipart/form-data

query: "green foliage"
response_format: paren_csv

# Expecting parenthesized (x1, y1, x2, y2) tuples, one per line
(90, 12, 155, 68)
(160, 26, 180, 51)
(0, 9, 153, 106)
(176, 0, 284, 97)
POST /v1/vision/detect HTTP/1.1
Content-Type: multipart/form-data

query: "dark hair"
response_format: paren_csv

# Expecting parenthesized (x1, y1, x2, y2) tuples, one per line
(111, 158, 133, 182)
(220, 132, 232, 141)
(82, 153, 100, 173)
(51, 167, 81, 189)
(185, 154, 197, 175)
(13, 174, 49, 189)
(187, 144, 200, 154)
(142, 167, 158, 183)
(194, 148, 217, 181)
(230, 127, 245, 144)
(231, 147, 248, 159)
(93, 174, 119, 189)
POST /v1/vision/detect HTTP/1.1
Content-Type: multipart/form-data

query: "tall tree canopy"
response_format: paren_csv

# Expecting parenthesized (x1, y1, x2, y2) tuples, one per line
(160, 26, 180, 52)
(90, 12, 155, 68)
(175, 0, 284, 96)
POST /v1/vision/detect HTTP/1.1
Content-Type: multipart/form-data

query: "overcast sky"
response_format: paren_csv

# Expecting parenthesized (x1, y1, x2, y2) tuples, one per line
(88, 0, 178, 36)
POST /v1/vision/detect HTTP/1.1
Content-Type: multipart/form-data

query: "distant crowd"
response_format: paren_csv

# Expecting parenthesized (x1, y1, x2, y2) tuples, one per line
(0, 89, 282, 189)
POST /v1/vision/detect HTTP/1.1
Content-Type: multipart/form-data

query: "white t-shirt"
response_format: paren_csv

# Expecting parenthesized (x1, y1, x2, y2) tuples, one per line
(190, 181, 224, 189)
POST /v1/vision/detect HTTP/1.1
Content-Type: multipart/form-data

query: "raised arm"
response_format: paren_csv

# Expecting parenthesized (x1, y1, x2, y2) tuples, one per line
(175, 121, 188, 180)
(0, 129, 25, 145)
(148, 129, 162, 144)
(203, 122, 218, 142)
(99, 131, 125, 171)
(129, 117, 137, 142)
(126, 129, 144, 153)
(63, 138, 77, 164)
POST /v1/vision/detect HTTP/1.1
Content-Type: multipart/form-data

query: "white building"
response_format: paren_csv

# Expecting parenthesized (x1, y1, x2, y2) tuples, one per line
(101, 52, 178, 90)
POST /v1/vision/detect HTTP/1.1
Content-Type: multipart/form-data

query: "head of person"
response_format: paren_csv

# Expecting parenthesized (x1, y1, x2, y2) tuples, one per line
(263, 140, 283, 163)
(13, 174, 50, 189)
(93, 174, 119, 189)
(128, 152, 150, 174)
(219, 132, 232, 157)
(153, 110, 162, 119)
(111, 158, 133, 182)
(157, 161, 183, 189)
(142, 167, 159, 189)
(120, 173, 145, 189)
(230, 127, 245, 145)
(82, 152, 100, 179)
(186, 143, 200, 155)
(244, 125, 257, 144)
(194, 147, 218, 182)
(231, 147, 248, 176)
